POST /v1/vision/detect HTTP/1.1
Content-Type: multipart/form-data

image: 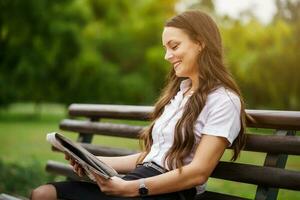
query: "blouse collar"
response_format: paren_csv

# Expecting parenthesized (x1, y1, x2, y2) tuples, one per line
(179, 78, 192, 93)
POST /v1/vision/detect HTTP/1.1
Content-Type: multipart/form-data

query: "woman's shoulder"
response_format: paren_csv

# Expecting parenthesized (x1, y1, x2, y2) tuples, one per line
(206, 86, 241, 108)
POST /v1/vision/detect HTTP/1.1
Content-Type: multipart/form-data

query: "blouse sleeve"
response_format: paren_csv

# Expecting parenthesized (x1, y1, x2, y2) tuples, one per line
(200, 95, 241, 146)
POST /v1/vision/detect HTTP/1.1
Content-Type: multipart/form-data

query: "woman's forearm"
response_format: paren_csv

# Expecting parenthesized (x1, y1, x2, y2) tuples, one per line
(126, 162, 206, 196)
(125, 135, 227, 196)
(146, 164, 205, 194)
(97, 152, 143, 173)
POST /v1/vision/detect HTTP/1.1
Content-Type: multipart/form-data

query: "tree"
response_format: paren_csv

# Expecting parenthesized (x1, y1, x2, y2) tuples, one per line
(0, 0, 176, 107)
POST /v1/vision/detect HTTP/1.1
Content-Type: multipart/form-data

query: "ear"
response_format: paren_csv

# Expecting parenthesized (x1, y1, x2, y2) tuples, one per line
(198, 42, 205, 51)
(195, 36, 205, 51)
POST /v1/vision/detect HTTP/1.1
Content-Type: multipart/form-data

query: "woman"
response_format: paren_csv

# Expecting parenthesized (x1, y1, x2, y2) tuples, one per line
(31, 10, 247, 200)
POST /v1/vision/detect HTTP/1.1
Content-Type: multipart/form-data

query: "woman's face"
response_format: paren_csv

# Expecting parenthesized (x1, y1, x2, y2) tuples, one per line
(162, 27, 201, 79)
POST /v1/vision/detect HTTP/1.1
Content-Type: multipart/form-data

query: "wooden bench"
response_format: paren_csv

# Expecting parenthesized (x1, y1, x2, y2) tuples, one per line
(46, 104, 300, 200)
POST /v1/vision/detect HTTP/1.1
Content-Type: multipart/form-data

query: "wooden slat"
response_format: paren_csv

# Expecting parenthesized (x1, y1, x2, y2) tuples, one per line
(59, 119, 300, 155)
(69, 104, 152, 121)
(243, 133, 300, 155)
(46, 160, 90, 182)
(47, 160, 300, 191)
(246, 109, 300, 129)
(67, 104, 300, 130)
(195, 191, 250, 200)
(76, 117, 98, 143)
(52, 143, 138, 156)
(59, 119, 144, 138)
(80, 143, 138, 156)
(211, 161, 300, 190)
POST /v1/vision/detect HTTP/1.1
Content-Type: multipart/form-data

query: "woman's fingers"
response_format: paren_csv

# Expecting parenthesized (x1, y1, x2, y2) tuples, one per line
(72, 163, 77, 173)
(78, 166, 85, 177)
(92, 172, 104, 185)
(65, 154, 76, 167)
(74, 163, 79, 171)
(65, 153, 70, 160)
(77, 164, 85, 176)
(65, 155, 85, 177)
(69, 158, 75, 166)
(70, 161, 85, 177)
(64, 153, 84, 176)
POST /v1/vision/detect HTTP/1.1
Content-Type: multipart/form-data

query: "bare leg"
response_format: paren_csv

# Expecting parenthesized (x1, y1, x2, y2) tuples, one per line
(30, 184, 57, 200)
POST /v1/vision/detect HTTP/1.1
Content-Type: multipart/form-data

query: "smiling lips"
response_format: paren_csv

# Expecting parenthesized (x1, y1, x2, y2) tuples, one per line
(173, 61, 182, 70)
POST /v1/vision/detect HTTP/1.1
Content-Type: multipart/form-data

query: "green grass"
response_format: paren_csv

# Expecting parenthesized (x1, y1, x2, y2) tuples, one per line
(0, 103, 299, 199)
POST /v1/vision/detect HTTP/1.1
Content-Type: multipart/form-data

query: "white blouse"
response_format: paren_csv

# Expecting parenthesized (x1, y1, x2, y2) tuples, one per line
(142, 78, 241, 194)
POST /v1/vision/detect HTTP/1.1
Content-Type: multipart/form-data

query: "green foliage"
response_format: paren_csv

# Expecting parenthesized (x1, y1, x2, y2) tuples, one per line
(222, 18, 300, 109)
(0, 159, 56, 197)
(0, 0, 299, 109)
(0, 0, 175, 107)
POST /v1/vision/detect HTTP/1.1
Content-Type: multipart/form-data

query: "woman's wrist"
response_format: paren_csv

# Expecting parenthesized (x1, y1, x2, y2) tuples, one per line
(125, 180, 140, 197)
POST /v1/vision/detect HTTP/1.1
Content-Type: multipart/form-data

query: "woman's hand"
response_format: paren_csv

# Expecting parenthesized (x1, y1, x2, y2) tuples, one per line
(64, 153, 85, 177)
(92, 172, 138, 197)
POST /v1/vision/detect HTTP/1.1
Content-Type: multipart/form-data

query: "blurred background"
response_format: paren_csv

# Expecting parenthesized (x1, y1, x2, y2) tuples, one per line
(0, 0, 299, 198)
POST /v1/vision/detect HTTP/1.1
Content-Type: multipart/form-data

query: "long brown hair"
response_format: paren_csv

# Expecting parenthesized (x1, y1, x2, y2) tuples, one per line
(138, 10, 248, 170)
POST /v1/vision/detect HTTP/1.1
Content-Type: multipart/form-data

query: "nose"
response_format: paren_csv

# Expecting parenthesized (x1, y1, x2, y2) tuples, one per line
(164, 50, 174, 61)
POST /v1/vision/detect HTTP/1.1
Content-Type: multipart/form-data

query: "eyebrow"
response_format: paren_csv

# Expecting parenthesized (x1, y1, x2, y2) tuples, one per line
(162, 40, 177, 48)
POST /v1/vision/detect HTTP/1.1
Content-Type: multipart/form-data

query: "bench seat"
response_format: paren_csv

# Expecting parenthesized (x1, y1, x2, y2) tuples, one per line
(46, 104, 300, 200)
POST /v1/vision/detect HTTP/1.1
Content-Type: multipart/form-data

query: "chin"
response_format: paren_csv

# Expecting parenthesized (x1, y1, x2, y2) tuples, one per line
(174, 70, 187, 77)
(175, 71, 183, 77)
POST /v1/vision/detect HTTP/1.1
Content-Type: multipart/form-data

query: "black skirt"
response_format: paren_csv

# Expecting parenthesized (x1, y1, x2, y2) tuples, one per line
(50, 163, 196, 200)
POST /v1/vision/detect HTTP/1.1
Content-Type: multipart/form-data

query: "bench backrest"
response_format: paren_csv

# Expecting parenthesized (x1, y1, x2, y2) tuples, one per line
(46, 104, 300, 200)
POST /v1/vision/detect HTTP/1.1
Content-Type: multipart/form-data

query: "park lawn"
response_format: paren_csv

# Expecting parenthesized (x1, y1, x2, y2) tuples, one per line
(0, 103, 299, 199)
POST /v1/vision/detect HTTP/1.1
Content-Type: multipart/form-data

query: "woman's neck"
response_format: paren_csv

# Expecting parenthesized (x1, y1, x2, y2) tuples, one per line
(183, 77, 198, 97)
(190, 76, 199, 91)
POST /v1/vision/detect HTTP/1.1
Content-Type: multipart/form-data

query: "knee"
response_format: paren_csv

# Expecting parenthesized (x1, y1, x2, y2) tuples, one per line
(31, 184, 56, 200)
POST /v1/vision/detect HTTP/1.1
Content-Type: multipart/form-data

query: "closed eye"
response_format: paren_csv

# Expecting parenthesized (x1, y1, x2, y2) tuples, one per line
(171, 44, 179, 50)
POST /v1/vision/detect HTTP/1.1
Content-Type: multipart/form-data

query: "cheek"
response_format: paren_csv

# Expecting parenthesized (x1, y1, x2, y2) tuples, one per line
(184, 51, 199, 65)
(173, 50, 184, 60)
(183, 52, 200, 74)
(180, 45, 199, 62)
